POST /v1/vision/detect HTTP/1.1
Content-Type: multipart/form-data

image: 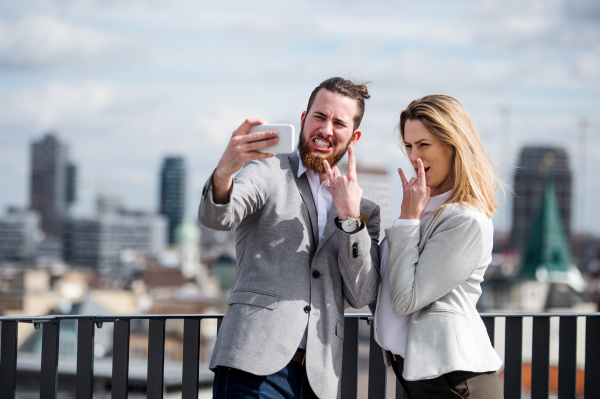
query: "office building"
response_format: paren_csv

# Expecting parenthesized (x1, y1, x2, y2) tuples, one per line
(511, 147, 572, 253)
(63, 212, 167, 275)
(29, 133, 76, 237)
(159, 157, 186, 245)
(0, 209, 39, 262)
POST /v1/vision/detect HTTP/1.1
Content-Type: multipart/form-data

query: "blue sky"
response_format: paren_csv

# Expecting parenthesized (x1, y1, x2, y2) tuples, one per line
(1, 0, 599, 233)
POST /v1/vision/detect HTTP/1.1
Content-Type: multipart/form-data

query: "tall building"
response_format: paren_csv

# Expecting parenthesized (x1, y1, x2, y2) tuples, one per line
(29, 133, 76, 237)
(519, 170, 585, 292)
(63, 212, 167, 275)
(0, 209, 39, 262)
(159, 157, 186, 245)
(511, 147, 572, 253)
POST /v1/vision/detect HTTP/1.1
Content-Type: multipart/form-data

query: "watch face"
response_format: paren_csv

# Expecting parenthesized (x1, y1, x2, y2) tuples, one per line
(342, 218, 358, 232)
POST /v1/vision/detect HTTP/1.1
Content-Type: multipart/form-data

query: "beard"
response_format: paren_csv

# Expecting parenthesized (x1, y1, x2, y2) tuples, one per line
(297, 126, 353, 174)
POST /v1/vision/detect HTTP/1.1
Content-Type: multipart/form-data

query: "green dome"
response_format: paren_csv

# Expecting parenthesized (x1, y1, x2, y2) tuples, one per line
(175, 219, 201, 245)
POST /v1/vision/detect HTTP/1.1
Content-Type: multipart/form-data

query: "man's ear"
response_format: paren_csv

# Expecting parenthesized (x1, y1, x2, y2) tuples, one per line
(300, 111, 307, 128)
(349, 129, 362, 147)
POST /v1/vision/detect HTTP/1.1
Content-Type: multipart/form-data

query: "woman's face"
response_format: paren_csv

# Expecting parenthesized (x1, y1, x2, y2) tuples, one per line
(403, 118, 455, 197)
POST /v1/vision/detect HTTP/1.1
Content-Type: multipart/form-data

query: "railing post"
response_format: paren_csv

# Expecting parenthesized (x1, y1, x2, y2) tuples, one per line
(76, 318, 95, 399)
(341, 317, 359, 399)
(40, 320, 60, 399)
(504, 316, 523, 399)
(367, 320, 386, 399)
(111, 319, 131, 399)
(147, 319, 166, 399)
(182, 318, 201, 399)
(531, 317, 550, 399)
(482, 316, 495, 346)
(0, 320, 19, 399)
(585, 315, 600, 398)
(558, 317, 577, 399)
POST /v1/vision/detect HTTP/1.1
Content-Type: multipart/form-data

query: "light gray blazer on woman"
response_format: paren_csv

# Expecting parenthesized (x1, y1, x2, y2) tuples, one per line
(383, 202, 502, 381)
(198, 152, 380, 399)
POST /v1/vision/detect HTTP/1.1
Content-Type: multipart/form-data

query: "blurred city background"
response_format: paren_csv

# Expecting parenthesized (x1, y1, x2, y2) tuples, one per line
(0, 0, 599, 398)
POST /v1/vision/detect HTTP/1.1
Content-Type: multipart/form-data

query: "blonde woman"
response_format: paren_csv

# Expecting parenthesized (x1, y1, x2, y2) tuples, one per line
(373, 95, 503, 398)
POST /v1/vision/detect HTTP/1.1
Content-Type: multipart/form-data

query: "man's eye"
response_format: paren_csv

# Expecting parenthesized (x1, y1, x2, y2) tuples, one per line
(420, 143, 429, 147)
(405, 145, 412, 149)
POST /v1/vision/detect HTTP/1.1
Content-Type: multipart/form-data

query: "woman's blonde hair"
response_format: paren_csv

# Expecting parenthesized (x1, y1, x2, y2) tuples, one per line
(399, 94, 501, 218)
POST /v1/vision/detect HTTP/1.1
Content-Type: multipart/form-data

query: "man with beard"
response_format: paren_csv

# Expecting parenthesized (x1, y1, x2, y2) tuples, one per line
(198, 77, 380, 399)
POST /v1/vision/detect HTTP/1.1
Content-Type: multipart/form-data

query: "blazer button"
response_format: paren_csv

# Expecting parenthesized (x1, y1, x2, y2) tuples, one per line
(352, 243, 358, 249)
(312, 270, 320, 278)
(304, 306, 311, 313)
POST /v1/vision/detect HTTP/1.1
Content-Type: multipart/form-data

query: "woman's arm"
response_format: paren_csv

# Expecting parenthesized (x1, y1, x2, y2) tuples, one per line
(385, 211, 484, 315)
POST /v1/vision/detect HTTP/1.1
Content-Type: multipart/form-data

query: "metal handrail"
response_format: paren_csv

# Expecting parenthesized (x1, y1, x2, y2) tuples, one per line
(1, 312, 599, 399)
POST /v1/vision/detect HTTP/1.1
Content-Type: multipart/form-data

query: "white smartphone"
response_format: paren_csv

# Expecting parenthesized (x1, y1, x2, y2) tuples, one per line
(247, 124, 295, 154)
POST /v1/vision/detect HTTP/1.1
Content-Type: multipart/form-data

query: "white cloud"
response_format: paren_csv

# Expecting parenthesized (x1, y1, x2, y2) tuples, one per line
(0, 15, 140, 69)
(3, 81, 134, 129)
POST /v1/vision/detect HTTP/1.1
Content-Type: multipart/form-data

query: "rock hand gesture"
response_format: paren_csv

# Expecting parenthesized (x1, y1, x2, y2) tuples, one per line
(323, 146, 363, 222)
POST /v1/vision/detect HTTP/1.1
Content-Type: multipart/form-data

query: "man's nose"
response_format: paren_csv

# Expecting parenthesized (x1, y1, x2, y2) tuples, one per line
(319, 120, 333, 137)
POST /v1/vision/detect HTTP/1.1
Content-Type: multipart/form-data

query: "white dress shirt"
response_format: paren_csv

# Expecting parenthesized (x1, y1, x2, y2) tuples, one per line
(297, 153, 335, 243)
(374, 191, 451, 357)
(296, 151, 338, 349)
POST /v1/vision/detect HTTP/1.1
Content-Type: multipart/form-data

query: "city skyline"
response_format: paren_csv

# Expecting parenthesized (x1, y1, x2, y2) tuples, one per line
(1, 0, 599, 234)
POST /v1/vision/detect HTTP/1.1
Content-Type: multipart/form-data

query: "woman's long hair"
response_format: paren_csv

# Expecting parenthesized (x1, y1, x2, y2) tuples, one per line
(399, 94, 501, 218)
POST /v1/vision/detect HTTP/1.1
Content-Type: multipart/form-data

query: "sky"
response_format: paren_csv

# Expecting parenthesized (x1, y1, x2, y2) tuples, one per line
(1, 0, 599, 234)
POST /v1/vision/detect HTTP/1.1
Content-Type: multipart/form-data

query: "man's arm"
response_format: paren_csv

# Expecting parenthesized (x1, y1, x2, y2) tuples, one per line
(337, 204, 381, 308)
(211, 118, 279, 204)
(324, 146, 381, 308)
(197, 118, 278, 230)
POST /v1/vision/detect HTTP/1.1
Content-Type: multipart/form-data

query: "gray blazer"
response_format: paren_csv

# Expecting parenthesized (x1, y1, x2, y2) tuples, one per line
(198, 152, 380, 399)
(383, 203, 502, 381)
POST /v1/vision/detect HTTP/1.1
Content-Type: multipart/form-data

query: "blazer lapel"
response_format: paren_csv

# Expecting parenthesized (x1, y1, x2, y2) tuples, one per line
(289, 152, 318, 244)
(315, 203, 338, 255)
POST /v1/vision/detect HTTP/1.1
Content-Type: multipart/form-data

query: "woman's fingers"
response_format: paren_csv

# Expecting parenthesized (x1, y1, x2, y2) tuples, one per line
(398, 168, 409, 190)
(417, 158, 427, 189)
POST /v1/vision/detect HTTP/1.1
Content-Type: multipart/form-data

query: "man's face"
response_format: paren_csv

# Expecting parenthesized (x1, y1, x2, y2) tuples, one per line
(298, 89, 361, 174)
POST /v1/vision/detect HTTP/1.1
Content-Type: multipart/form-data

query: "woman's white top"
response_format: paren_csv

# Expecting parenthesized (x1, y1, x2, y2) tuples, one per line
(374, 191, 451, 357)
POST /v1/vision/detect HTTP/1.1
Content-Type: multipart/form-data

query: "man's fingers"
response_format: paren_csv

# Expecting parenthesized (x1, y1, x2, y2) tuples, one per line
(417, 158, 427, 188)
(240, 136, 279, 152)
(323, 160, 334, 182)
(234, 118, 268, 137)
(237, 130, 278, 145)
(333, 166, 340, 180)
(398, 168, 409, 189)
(347, 146, 357, 179)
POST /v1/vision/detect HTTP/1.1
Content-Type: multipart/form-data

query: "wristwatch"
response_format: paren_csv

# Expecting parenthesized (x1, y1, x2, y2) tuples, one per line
(336, 216, 363, 233)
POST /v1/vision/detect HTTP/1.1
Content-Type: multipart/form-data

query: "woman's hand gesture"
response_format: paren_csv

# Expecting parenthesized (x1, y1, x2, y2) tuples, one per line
(398, 158, 430, 220)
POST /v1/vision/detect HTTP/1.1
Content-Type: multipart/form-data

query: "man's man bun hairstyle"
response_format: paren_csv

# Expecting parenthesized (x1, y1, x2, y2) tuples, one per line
(306, 77, 370, 130)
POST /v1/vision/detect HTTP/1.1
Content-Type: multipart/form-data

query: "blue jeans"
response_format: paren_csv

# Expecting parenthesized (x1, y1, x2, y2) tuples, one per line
(212, 360, 318, 399)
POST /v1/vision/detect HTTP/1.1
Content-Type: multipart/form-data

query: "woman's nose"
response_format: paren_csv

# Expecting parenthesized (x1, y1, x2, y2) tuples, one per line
(409, 150, 420, 165)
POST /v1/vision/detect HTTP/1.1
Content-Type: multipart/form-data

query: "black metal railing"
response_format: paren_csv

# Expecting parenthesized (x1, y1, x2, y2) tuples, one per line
(1, 313, 599, 399)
